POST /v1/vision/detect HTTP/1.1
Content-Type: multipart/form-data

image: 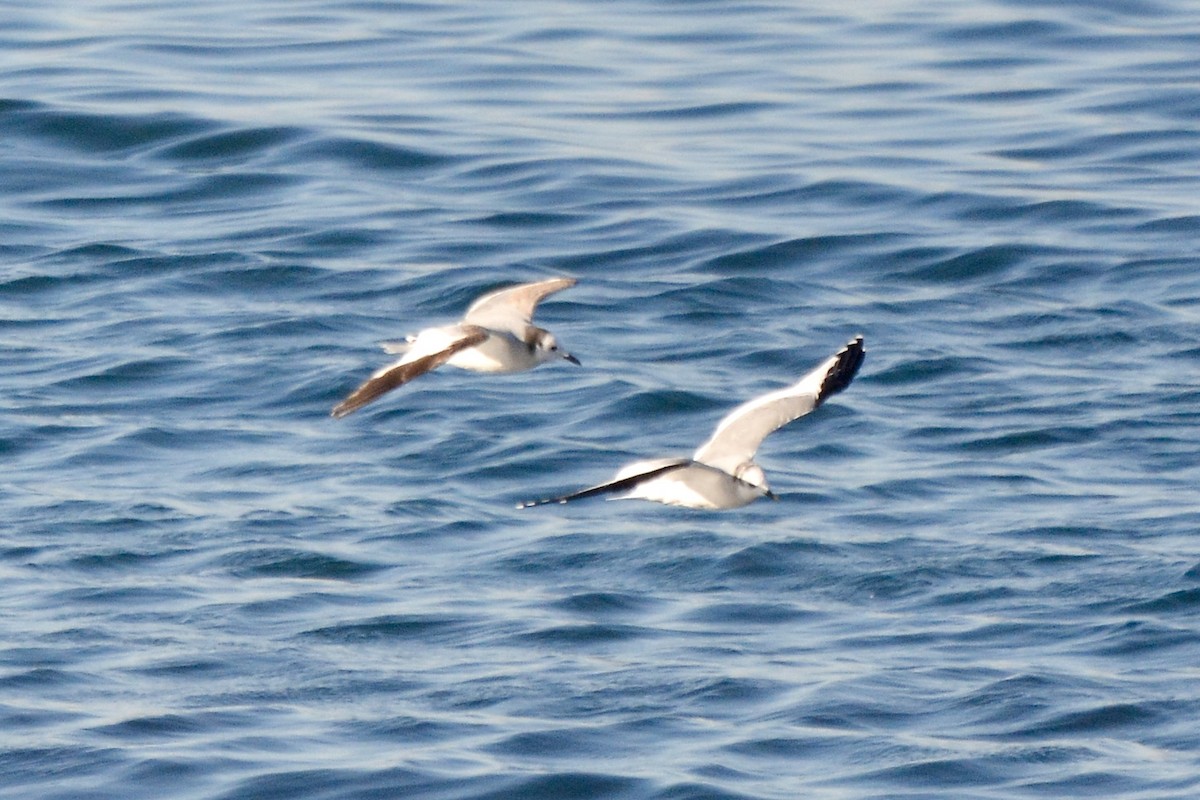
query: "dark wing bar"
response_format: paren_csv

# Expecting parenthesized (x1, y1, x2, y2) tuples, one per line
(517, 459, 692, 509)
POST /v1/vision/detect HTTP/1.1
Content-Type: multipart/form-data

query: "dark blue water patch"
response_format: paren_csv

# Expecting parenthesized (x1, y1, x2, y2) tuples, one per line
(722, 734, 843, 761)
(18, 620, 119, 655)
(232, 588, 366, 621)
(474, 210, 585, 228)
(33, 171, 301, 212)
(49, 356, 191, 391)
(214, 548, 385, 580)
(950, 671, 1064, 726)
(856, 756, 1007, 789)
(950, 87, 1068, 106)
(652, 782, 758, 800)
(1022, 770, 1166, 797)
(900, 244, 1041, 285)
(1123, 586, 1200, 615)
(1, 268, 112, 299)
(549, 591, 662, 618)
(0, 745, 124, 797)
(1021, 0, 1180, 22)
(54, 583, 198, 611)
(1088, 619, 1198, 658)
(212, 766, 442, 800)
(717, 539, 841, 580)
(485, 727, 630, 759)
(279, 224, 398, 255)
(585, 100, 778, 122)
(3, 250, 262, 314)
(701, 177, 906, 211)
(519, 622, 655, 646)
(930, 583, 1022, 608)
(936, 17, 1076, 45)
(603, 387, 723, 422)
(154, 125, 310, 163)
(64, 548, 190, 573)
(987, 139, 1099, 162)
(0, 542, 46, 564)
(4, 102, 210, 156)
(378, 508, 499, 539)
(470, 772, 649, 800)
(296, 135, 456, 173)
(976, 198, 1139, 226)
(672, 276, 812, 317)
(700, 232, 907, 277)
(549, 229, 732, 275)
(678, 601, 815, 626)
(0, 702, 84, 738)
(675, 676, 790, 710)
(1073, 127, 1200, 161)
(129, 658, 229, 679)
(92, 712, 226, 741)
(210, 767, 659, 800)
(1001, 524, 1123, 543)
(169, 261, 329, 295)
(870, 354, 979, 387)
(998, 326, 1140, 353)
(0, 667, 82, 691)
(1084, 89, 1200, 126)
(457, 154, 592, 190)
(924, 53, 1053, 73)
(1137, 214, 1200, 234)
(0, 97, 40, 114)
(342, 714, 488, 746)
(91, 250, 256, 284)
(961, 425, 1100, 455)
(1004, 701, 1168, 741)
(116, 756, 220, 796)
(302, 613, 475, 644)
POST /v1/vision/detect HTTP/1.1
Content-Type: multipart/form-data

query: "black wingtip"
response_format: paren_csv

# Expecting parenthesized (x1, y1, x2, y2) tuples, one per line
(817, 335, 865, 403)
(518, 460, 692, 510)
(516, 495, 569, 510)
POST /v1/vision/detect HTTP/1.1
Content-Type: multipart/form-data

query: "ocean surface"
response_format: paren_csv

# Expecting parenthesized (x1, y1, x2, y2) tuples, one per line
(3, 1, 1200, 798)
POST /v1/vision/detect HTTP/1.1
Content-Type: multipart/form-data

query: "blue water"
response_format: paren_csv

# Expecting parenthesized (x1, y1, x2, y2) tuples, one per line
(4, 1, 1200, 798)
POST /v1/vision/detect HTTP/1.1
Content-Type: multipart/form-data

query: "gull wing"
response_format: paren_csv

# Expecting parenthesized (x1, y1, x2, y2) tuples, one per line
(331, 326, 488, 418)
(692, 336, 864, 473)
(518, 458, 691, 508)
(463, 277, 577, 330)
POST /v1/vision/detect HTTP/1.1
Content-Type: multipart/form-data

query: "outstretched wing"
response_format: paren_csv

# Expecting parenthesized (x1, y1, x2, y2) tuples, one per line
(464, 277, 577, 330)
(692, 336, 864, 473)
(331, 326, 488, 418)
(518, 458, 691, 509)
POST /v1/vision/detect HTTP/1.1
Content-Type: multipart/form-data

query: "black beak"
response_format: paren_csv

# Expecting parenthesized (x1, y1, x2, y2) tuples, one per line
(563, 352, 581, 365)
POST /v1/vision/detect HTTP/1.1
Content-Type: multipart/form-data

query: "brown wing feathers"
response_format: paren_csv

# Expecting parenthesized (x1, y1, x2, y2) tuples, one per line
(330, 330, 488, 418)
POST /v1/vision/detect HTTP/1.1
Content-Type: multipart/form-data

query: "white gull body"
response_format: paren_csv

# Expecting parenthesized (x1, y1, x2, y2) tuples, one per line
(332, 277, 579, 418)
(520, 336, 864, 509)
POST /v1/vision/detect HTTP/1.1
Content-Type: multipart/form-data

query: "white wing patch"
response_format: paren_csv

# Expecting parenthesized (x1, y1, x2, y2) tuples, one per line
(693, 337, 864, 473)
(464, 277, 577, 331)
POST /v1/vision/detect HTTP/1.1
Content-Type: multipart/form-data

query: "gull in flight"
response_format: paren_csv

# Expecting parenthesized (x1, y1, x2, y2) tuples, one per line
(331, 277, 579, 418)
(519, 336, 864, 509)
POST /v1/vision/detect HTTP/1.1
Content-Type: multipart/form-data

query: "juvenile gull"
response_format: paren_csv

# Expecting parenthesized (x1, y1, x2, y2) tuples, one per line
(331, 277, 579, 418)
(519, 336, 864, 509)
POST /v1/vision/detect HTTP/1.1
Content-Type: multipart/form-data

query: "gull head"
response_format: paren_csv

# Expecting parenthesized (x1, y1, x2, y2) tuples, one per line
(733, 462, 775, 500)
(532, 330, 580, 366)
